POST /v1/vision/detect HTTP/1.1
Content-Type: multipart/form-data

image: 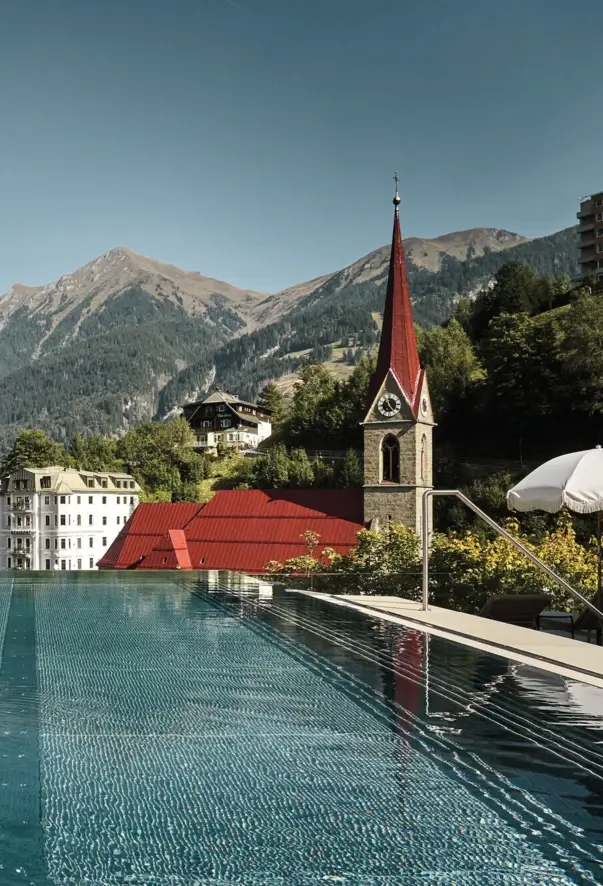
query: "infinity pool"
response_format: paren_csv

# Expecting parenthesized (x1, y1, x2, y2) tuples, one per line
(0, 572, 602, 885)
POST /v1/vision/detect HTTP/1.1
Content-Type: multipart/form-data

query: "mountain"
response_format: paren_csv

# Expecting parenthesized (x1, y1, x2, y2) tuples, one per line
(157, 226, 579, 415)
(0, 226, 579, 448)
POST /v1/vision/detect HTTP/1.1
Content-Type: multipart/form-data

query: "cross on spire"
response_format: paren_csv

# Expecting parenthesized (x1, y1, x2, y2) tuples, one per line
(393, 171, 401, 209)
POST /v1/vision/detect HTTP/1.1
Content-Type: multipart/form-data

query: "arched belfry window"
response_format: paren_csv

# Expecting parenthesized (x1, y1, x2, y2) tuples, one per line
(382, 434, 400, 483)
(420, 435, 427, 483)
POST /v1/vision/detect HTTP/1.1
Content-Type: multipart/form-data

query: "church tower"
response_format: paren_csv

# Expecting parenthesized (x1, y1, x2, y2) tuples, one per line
(362, 178, 435, 540)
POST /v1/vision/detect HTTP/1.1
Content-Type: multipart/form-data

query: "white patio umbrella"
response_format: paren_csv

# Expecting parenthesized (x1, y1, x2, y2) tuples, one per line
(507, 446, 603, 596)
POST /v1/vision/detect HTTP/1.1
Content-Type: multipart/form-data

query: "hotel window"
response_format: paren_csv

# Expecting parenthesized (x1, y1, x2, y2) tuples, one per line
(41, 476, 51, 489)
(45, 515, 50, 527)
(60, 515, 66, 526)
(102, 537, 107, 546)
(102, 496, 107, 504)
(116, 516, 120, 525)
(60, 539, 66, 549)
(89, 515, 93, 525)
(597, 213, 603, 222)
(77, 538, 82, 549)
(77, 559, 82, 570)
(6, 538, 10, 550)
(218, 404, 225, 412)
(7, 558, 11, 569)
(45, 539, 50, 549)
(102, 480, 107, 488)
(6, 516, 10, 528)
(88, 479, 94, 488)
(89, 558, 94, 568)
(89, 538, 94, 548)
(61, 560, 66, 570)
(54, 539, 58, 549)
(77, 515, 81, 526)
(88, 496, 93, 504)
(54, 515, 58, 527)
(598, 244, 603, 253)
(597, 229, 603, 237)
(77, 496, 81, 504)
(130, 496, 134, 505)
(25, 538, 30, 550)
(221, 419, 229, 428)
(60, 495, 66, 504)
(202, 421, 210, 428)
(130, 482, 135, 489)
(45, 559, 51, 571)
(102, 516, 107, 526)
(598, 259, 603, 269)
(116, 496, 120, 504)
(44, 496, 50, 505)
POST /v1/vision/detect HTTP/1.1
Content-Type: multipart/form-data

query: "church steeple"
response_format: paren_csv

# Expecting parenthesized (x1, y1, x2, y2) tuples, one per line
(367, 174, 422, 416)
(362, 175, 434, 541)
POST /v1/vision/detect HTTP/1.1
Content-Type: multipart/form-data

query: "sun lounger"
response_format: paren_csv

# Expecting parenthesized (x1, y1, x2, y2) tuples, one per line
(478, 593, 552, 629)
(539, 605, 603, 645)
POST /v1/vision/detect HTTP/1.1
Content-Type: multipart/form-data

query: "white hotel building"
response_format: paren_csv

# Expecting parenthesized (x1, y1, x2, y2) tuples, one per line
(0, 466, 140, 571)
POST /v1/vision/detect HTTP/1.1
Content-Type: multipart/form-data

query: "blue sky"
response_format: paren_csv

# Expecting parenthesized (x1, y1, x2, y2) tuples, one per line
(0, 0, 600, 293)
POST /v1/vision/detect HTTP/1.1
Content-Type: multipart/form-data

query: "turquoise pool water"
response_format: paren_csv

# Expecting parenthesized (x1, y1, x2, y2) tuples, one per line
(0, 572, 602, 885)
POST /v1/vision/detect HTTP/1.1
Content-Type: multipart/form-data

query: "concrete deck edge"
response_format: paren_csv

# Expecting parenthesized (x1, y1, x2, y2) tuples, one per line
(301, 592, 603, 689)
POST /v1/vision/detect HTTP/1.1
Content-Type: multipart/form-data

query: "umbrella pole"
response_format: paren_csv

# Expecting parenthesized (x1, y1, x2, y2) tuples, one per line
(598, 511, 602, 606)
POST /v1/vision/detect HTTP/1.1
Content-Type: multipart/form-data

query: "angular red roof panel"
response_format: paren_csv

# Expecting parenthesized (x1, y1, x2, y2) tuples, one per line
(99, 489, 364, 574)
(97, 502, 201, 569)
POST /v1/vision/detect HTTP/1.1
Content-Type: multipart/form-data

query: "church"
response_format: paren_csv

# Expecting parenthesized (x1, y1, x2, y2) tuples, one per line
(99, 183, 434, 573)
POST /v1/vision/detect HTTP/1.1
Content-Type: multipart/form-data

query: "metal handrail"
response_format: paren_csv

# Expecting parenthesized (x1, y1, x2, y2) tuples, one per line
(421, 489, 603, 622)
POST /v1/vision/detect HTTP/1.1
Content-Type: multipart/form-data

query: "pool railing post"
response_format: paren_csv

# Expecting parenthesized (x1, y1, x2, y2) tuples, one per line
(421, 489, 433, 611)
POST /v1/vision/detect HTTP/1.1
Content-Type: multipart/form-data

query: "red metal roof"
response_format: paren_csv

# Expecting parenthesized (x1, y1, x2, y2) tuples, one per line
(368, 200, 422, 417)
(99, 489, 364, 573)
(97, 502, 202, 569)
(137, 528, 193, 570)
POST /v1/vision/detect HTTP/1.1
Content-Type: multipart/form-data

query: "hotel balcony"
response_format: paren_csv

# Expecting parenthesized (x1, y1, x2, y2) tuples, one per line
(10, 522, 35, 533)
(9, 499, 33, 513)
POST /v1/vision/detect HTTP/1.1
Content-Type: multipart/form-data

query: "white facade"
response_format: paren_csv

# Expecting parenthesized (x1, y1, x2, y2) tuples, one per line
(195, 421, 272, 453)
(0, 467, 140, 571)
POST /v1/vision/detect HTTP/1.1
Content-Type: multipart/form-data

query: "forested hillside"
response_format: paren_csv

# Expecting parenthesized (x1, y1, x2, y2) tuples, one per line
(157, 226, 578, 415)
(0, 225, 579, 447)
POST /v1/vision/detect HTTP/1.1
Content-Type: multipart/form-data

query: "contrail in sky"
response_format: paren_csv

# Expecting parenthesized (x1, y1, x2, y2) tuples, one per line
(224, 0, 251, 13)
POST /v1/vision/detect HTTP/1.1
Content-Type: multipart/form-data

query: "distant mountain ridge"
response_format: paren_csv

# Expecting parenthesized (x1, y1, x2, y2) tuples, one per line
(0, 225, 578, 447)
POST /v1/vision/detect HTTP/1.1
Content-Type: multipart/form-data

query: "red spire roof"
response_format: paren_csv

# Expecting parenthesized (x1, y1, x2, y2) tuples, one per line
(368, 190, 422, 416)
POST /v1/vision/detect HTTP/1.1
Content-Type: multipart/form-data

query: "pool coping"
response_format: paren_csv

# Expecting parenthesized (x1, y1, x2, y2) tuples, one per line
(299, 592, 603, 689)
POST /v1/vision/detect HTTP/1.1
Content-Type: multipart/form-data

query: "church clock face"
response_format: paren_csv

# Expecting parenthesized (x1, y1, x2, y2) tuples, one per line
(377, 393, 402, 418)
(421, 396, 428, 416)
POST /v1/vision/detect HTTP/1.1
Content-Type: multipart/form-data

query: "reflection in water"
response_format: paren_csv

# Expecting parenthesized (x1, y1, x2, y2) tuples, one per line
(3, 573, 603, 884)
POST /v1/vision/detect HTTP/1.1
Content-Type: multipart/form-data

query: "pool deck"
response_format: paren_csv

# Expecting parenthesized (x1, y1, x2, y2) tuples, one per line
(302, 593, 603, 689)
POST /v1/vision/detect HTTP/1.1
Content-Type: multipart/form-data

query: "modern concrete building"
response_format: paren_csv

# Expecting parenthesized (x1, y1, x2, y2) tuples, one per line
(183, 391, 272, 454)
(0, 466, 140, 571)
(577, 191, 603, 281)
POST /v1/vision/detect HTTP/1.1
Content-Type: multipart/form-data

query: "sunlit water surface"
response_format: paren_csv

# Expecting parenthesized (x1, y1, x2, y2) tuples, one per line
(0, 572, 601, 885)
